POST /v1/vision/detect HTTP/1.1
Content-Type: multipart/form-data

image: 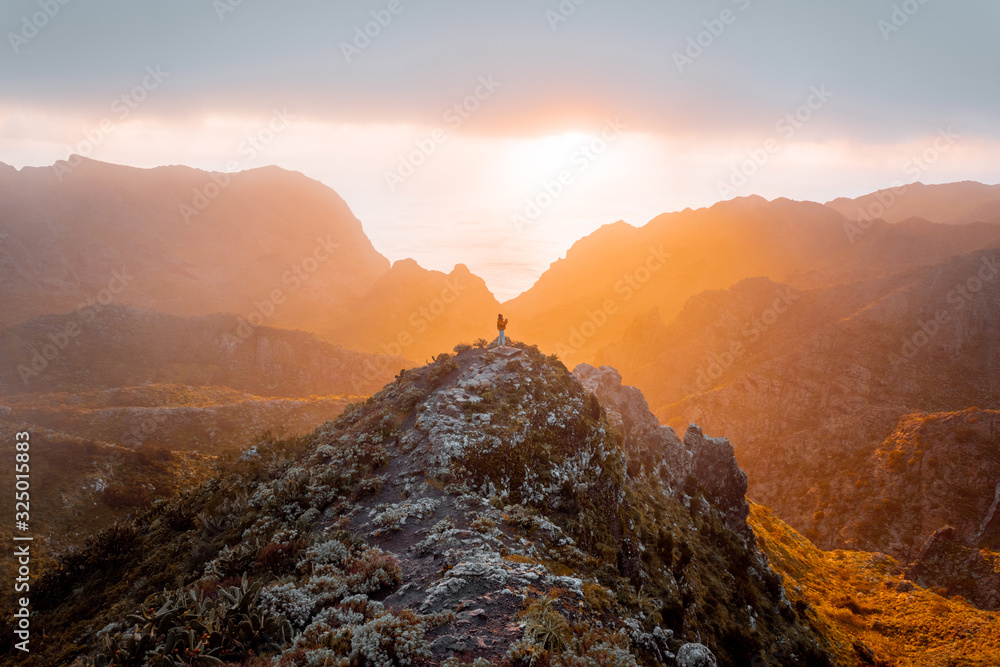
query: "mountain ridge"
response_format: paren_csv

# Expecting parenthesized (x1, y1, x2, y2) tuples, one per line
(10, 345, 835, 666)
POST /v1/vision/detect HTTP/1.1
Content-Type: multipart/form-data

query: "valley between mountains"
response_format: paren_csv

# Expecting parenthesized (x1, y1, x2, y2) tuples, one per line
(1, 157, 998, 666)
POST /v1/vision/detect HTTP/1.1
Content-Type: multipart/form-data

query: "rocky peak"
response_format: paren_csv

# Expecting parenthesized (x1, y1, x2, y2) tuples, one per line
(42, 343, 830, 667)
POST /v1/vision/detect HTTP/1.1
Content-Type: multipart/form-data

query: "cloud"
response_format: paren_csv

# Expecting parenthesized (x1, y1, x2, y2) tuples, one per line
(1, 0, 998, 142)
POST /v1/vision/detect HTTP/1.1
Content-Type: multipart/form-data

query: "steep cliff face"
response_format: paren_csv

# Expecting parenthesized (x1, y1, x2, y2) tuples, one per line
(0, 158, 391, 332)
(573, 364, 751, 541)
(831, 409, 1000, 610)
(22, 345, 833, 667)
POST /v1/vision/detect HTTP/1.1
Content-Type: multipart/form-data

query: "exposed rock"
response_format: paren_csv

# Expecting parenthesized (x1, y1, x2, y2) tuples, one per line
(675, 642, 717, 666)
(573, 364, 752, 541)
(684, 424, 752, 541)
(33, 345, 831, 666)
(573, 363, 690, 481)
(905, 525, 1000, 610)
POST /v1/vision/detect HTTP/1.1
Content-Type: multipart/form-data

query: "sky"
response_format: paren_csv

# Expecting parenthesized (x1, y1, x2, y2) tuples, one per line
(2, 0, 999, 300)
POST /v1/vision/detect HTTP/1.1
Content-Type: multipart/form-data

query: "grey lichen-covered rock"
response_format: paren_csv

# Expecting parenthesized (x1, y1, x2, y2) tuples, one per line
(50, 344, 832, 667)
(573, 363, 691, 482)
(684, 423, 752, 541)
(574, 363, 752, 541)
(675, 642, 717, 666)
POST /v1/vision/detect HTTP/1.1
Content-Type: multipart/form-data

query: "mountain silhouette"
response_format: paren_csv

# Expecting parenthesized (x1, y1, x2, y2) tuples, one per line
(827, 181, 1000, 226)
(0, 157, 388, 331)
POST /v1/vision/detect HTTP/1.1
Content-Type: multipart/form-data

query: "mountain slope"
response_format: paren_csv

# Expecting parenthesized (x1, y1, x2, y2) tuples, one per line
(826, 181, 1000, 225)
(502, 195, 1000, 366)
(0, 415, 221, 617)
(12, 345, 834, 666)
(843, 409, 1000, 561)
(2, 384, 361, 454)
(0, 157, 389, 331)
(833, 409, 1000, 610)
(0, 304, 404, 397)
(604, 249, 1000, 564)
(750, 503, 1000, 667)
(327, 260, 501, 362)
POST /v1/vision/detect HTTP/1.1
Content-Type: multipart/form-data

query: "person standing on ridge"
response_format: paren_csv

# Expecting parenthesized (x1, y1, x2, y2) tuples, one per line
(496, 313, 508, 346)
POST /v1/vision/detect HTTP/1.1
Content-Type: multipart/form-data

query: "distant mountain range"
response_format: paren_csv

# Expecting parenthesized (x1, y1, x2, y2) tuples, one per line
(4, 157, 998, 369)
(3, 157, 999, 625)
(827, 180, 1000, 226)
(598, 250, 1000, 551)
(508, 196, 1000, 364)
(0, 157, 388, 334)
(0, 304, 402, 397)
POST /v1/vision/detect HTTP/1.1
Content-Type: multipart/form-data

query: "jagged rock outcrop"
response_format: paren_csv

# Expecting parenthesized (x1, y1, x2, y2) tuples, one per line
(573, 364, 751, 541)
(573, 362, 689, 475)
(24, 344, 834, 666)
(905, 526, 1000, 610)
(684, 424, 752, 542)
(0, 157, 390, 331)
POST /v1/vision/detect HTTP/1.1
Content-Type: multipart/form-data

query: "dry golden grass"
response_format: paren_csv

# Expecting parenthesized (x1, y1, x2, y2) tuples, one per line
(750, 502, 1000, 667)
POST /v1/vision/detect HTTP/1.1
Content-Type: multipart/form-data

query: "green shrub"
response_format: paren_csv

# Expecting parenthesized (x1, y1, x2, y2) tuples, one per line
(87, 574, 292, 666)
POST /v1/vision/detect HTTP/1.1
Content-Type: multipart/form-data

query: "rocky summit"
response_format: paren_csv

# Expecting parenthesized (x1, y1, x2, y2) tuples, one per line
(23, 343, 832, 667)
